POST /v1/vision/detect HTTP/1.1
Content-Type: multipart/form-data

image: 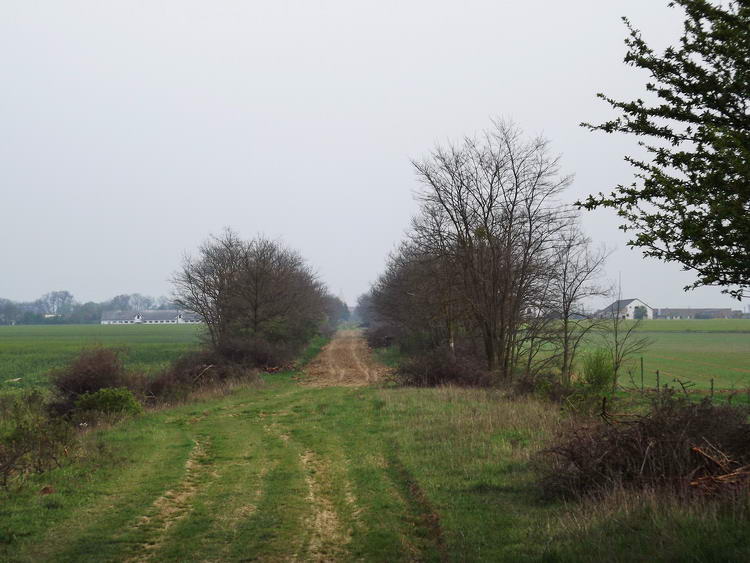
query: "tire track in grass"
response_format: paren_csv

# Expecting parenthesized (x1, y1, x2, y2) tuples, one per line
(261, 414, 349, 561)
(17, 424, 193, 563)
(384, 444, 448, 562)
(294, 450, 352, 562)
(124, 438, 214, 562)
(138, 402, 277, 562)
(258, 396, 363, 562)
(222, 420, 309, 561)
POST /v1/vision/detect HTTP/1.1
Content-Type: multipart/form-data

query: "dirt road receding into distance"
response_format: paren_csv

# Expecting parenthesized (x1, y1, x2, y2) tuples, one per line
(303, 329, 387, 386)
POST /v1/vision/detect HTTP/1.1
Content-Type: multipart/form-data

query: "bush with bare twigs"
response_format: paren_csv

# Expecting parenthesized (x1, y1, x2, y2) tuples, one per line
(48, 347, 145, 415)
(145, 349, 257, 403)
(172, 230, 341, 368)
(395, 350, 490, 387)
(540, 392, 750, 499)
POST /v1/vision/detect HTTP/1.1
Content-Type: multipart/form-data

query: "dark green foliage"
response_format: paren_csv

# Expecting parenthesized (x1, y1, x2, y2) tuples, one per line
(74, 388, 143, 418)
(580, 0, 750, 298)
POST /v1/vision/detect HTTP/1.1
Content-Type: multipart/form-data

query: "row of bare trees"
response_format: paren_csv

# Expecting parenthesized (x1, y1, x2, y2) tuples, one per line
(173, 229, 347, 366)
(364, 120, 616, 382)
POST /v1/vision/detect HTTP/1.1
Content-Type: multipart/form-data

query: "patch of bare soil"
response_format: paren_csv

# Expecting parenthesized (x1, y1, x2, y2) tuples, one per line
(126, 439, 211, 562)
(304, 329, 388, 387)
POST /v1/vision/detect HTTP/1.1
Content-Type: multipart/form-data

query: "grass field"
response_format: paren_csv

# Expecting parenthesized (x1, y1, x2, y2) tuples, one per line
(605, 320, 750, 391)
(1, 320, 748, 393)
(3, 357, 748, 561)
(0, 325, 203, 391)
(2, 329, 750, 561)
(628, 319, 750, 333)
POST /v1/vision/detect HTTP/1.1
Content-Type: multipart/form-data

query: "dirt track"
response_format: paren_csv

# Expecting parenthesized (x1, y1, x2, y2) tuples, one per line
(303, 329, 386, 386)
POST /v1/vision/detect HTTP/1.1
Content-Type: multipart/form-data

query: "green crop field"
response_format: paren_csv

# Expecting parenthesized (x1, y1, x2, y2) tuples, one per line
(627, 319, 750, 333)
(0, 325, 203, 392)
(607, 320, 750, 391)
(1, 320, 748, 394)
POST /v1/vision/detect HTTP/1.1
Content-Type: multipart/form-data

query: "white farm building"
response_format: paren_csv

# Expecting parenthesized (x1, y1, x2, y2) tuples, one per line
(101, 310, 203, 325)
(595, 298, 654, 320)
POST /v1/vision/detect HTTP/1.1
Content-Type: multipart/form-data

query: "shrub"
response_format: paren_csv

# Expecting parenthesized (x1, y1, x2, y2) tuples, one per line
(513, 372, 572, 403)
(0, 392, 76, 489)
(396, 350, 490, 387)
(539, 350, 616, 413)
(74, 388, 143, 419)
(364, 325, 394, 349)
(215, 333, 298, 368)
(580, 348, 615, 392)
(540, 393, 750, 500)
(145, 349, 257, 403)
(515, 351, 615, 405)
(49, 347, 136, 414)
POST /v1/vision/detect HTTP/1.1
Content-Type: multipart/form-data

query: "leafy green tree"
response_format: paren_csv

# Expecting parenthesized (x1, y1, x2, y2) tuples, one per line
(580, 0, 749, 299)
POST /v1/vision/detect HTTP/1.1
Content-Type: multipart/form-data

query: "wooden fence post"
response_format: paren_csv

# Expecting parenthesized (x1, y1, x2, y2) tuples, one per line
(640, 357, 644, 392)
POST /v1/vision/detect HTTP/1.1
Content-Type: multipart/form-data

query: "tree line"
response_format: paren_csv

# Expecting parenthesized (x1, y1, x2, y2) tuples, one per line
(358, 120, 612, 384)
(360, 0, 748, 385)
(0, 292, 178, 325)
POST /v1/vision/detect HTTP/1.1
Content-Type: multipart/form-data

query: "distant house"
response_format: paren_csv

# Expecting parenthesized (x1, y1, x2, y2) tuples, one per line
(656, 308, 743, 320)
(595, 298, 654, 320)
(101, 310, 202, 325)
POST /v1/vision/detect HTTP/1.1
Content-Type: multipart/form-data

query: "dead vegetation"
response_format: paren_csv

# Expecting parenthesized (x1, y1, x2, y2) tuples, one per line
(540, 392, 750, 499)
(394, 349, 490, 387)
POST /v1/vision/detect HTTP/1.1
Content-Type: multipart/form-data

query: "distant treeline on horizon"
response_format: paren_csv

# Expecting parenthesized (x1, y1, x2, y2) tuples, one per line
(0, 292, 176, 325)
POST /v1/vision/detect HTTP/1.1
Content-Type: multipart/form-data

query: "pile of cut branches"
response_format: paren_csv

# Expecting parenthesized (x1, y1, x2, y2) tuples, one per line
(540, 393, 750, 499)
(690, 444, 750, 495)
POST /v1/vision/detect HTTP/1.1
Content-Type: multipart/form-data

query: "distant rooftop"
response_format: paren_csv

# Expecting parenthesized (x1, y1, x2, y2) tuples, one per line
(101, 309, 201, 322)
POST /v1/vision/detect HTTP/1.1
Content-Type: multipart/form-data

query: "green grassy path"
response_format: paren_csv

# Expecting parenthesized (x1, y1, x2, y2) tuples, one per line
(0, 364, 563, 561)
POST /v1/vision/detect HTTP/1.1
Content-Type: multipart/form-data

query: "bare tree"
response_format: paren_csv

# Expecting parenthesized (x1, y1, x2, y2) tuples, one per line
(411, 120, 572, 378)
(600, 284, 652, 390)
(515, 271, 558, 378)
(40, 291, 75, 316)
(128, 294, 154, 312)
(371, 242, 463, 354)
(549, 227, 609, 384)
(173, 229, 247, 351)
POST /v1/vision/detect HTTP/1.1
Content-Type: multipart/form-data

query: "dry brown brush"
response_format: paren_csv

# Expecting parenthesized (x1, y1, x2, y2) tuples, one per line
(540, 393, 750, 500)
(395, 349, 491, 387)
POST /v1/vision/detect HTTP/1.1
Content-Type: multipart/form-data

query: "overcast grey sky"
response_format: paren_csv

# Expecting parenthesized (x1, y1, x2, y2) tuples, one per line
(0, 1, 745, 309)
